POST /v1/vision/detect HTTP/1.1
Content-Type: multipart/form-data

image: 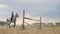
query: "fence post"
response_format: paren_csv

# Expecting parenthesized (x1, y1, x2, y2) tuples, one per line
(40, 17, 42, 29)
(22, 9, 25, 29)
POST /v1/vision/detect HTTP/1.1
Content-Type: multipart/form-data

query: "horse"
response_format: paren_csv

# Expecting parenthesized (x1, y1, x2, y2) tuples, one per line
(6, 13, 19, 27)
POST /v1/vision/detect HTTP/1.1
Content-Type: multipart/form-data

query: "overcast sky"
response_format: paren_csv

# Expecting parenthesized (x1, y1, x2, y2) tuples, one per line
(0, 0, 60, 24)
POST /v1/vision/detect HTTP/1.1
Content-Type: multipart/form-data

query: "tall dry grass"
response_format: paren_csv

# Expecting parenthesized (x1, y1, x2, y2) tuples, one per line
(0, 26, 60, 34)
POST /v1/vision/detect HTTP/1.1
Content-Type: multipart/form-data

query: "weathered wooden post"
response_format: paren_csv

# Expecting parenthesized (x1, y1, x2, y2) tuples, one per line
(40, 17, 42, 29)
(22, 9, 25, 29)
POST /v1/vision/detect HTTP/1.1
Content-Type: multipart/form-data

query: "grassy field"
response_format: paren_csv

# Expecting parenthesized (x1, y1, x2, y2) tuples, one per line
(0, 26, 60, 34)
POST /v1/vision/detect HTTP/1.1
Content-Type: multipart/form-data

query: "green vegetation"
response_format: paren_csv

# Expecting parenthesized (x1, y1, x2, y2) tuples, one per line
(0, 21, 8, 26)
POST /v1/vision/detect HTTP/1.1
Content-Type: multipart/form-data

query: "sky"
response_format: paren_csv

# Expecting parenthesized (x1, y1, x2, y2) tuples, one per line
(0, 0, 60, 25)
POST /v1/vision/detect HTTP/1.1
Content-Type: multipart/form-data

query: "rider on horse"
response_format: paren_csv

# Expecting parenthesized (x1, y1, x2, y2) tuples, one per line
(10, 11, 14, 21)
(7, 11, 19, 27)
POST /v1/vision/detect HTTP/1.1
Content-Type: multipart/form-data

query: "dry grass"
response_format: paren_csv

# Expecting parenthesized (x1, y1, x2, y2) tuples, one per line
(0, 26, 60, 34)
